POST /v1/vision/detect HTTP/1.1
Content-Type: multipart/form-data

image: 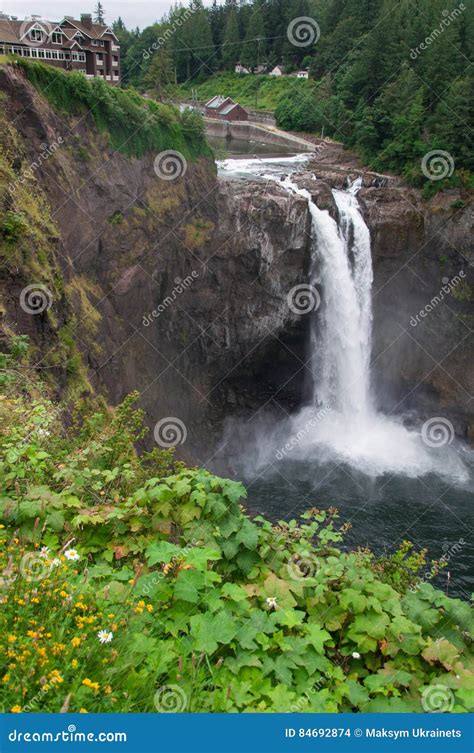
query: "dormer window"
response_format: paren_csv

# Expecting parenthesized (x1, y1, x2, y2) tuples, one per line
(29, 28, 44, 42)
(52, 32, 63, 44)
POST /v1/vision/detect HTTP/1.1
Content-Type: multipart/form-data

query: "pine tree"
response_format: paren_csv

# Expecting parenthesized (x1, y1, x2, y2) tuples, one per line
(143, 45, 175, 96)
(241, 0, 267, 70)
(222, 7, 241, 69)
(94, 2, 105, 24)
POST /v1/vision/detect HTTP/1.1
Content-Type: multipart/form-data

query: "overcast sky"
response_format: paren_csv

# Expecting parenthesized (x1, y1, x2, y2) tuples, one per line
(4, 1, 220, 29)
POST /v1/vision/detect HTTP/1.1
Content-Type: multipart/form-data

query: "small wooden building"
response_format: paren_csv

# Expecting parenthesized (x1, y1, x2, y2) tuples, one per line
(204, 95, 234, 118)
(218, 101, 249, 122)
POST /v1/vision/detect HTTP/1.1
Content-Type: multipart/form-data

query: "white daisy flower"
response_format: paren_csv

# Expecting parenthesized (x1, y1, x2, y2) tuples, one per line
(64, 549, 80, 561)
(39, 546, 50, 558)
(97, 630, 113, 644)
(266, 596, 278, 609)
(352, 651, 361, 659)
(50, 558, 62, 568)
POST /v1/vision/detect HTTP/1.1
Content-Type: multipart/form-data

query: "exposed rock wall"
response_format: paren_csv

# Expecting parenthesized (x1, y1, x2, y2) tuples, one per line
(1, 63, 472, 461)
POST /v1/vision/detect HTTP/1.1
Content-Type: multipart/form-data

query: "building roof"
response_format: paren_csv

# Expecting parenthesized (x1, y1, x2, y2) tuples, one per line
(0, 15, 117, 45)
(60, 17, 118, 41)
(0, 18, 22, 42)
(219, 102, 246, 116)
(205, 95, 233, 109)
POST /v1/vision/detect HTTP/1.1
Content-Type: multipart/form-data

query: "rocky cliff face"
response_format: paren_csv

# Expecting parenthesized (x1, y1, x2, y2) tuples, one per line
(1, 63, 472, 462)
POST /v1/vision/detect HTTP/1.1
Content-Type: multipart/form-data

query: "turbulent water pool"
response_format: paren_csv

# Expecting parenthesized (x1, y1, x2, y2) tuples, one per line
(241, 461, 473, 601)
(216, 152, 473, 601)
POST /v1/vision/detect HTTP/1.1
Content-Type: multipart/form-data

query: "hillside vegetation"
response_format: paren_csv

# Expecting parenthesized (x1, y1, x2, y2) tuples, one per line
(175, 72, 311, 113)
(15, 59, 209, 161)
(113, 0, 473, 188)
(0, 344, 472, 713)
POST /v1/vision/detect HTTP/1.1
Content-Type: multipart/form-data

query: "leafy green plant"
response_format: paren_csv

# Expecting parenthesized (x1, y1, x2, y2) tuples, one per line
(1, 211, 28, 244)
(14, 59, 211, 162)
(0, 382, 472, 714)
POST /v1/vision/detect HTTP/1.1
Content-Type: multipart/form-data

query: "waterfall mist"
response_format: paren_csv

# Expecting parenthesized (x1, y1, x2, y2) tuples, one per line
(217, 157, 471, 485)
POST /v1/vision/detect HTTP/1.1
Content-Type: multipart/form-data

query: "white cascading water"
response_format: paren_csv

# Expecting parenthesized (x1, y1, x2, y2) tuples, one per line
(218, 157, 470, 482)
(308, 180, 373, 416)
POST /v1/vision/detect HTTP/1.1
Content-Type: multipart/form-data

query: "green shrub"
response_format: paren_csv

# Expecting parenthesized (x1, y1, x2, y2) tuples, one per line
(14, 59, 211, 162)
(0, 368, 472, 713)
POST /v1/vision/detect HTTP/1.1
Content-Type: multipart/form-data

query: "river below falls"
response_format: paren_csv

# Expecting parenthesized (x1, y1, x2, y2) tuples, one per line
(240, 461, 473, 600)
(215, 150, 473, 601)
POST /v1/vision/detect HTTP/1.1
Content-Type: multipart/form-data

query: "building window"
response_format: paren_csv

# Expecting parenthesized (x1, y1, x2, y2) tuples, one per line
(29, 28, 44, 43)
(51, 32, 63, 44)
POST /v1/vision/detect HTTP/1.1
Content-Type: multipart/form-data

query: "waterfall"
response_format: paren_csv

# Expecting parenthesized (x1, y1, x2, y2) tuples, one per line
(283, 177, 373, 417)
(217, 155, 470, 481)
(273, 176, 469, 481)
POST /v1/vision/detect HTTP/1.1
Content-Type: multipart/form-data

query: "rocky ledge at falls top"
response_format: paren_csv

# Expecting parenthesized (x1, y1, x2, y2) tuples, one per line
(1, 63, 473, 461)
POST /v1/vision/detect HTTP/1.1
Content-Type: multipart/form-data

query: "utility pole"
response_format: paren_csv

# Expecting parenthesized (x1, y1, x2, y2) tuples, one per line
(255, 36, 261, 111)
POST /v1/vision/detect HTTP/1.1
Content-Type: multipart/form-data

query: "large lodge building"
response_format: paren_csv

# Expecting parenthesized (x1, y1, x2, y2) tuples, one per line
(0, 13, 121, 84)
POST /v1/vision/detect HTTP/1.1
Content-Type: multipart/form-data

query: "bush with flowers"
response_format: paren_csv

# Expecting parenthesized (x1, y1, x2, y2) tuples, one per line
(0, 343, 472, 713)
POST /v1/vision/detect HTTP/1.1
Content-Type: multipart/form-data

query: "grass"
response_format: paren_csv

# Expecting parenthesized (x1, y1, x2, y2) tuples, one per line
(174, 72, 314, 113)
(9, 58, 211, 162)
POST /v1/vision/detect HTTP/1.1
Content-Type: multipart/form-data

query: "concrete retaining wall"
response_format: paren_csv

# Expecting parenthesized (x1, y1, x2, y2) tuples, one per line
(204, 119, 315, 152)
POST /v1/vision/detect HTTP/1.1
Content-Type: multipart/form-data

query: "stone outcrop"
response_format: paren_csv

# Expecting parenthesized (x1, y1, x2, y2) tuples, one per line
(1, 62, 472, 460)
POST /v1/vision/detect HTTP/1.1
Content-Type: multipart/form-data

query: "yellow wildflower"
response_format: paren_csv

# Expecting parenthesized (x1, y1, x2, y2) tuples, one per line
(10, 705, 21, 713)
(71, 637, 81, 648)
(82, 678, 100, 692)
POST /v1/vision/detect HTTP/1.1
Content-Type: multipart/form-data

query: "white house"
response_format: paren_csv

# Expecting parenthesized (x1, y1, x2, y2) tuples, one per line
(270, 65, 285, 76)
(296, 70, 309, 79)
(234, 62, 250, 74)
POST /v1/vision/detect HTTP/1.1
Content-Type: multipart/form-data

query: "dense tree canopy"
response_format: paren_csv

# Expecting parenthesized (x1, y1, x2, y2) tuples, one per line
(111, 0, 473, 182)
